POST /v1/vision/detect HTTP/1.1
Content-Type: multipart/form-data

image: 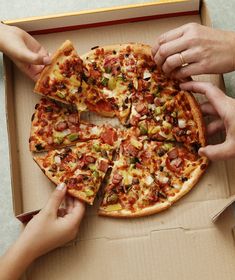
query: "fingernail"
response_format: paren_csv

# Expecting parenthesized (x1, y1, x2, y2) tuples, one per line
(43, 56, 51, 65)
(56, 182, 66, 191)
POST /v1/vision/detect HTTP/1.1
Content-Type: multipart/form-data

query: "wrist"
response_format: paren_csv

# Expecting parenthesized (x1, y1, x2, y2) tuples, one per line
(0, 238, 36, 280)
(228, 30, 235, 71)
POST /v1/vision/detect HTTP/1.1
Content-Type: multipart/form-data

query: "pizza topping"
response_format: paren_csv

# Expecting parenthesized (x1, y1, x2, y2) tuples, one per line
(55, 121, 68, 131)
(167, 148, 178, 159)
(100, 127, 117, 146)
(112, 173, 123, 185)
(68, 114, 79, 124)
(104, 203, 122, 212)
(146, 175, 154, 186)
(106, 193, 119, 204)
(178, 119, 186, 129)
(67, 133, 79, 142)
(98, 160, 109, 173)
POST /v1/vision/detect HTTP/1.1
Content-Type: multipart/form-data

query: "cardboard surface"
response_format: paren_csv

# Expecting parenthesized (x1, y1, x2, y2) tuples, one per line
(4, 0, 200, 33)
(4, 2, 235, 280)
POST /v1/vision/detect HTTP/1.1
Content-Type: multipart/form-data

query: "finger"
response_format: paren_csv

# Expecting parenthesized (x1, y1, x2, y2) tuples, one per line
(15, 62, 45, 81)
(199, 140, 235, 161)
(180, 81, 227, 118)
(200, 102, 219, 116)
(66, 195, 74, 214)
(207, 119, 225, 135)
(170, 62, 204, 79)
(67, 199, 85, 225)
(152, 26, 184, 57)
(154, 37, 187, 67)
(19, 46, 51, 65)
(44, 183, 67, 215)
(162, 49, 196, 75)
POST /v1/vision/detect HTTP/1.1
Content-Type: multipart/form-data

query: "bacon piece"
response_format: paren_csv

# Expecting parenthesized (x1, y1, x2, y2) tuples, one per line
(85, 156, 96, 164)
(112, 173, 123, 185)
(135, 103, 146, 113)
(68, 113, 79, 124)
(55, 121, 68, 132)
(167, 148, 178, 160)
(145, 94, 154, 104)
(98, 160, 109, 173)
(100, 127, 117, 146)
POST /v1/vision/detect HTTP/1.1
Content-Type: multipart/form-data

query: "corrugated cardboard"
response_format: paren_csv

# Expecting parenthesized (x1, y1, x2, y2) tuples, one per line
(3, 1, 235, 279)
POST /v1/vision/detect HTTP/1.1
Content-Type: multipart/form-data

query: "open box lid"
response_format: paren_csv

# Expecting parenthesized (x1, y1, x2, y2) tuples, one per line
(3, 0, 200, 34)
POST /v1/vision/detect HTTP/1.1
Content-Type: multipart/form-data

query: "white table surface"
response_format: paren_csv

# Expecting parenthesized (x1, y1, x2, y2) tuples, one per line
(1, 0, 235, 253)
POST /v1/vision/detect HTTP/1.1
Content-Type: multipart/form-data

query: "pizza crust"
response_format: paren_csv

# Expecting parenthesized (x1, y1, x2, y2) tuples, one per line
(81, 43, 152, 61)
(98, 200, 171, 218)
(182, 91, 207, 147)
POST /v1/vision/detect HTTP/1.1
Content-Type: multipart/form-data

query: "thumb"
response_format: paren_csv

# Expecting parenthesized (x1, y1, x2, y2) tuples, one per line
(199, 141, 233, 161)
(44, 183, 67, 215)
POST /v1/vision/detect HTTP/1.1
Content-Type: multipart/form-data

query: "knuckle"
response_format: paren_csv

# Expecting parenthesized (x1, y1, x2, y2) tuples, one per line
(199, 60, 210, 73)
(159, 45, 167, 57)
(186, 36, 197, 47)
(186, 22, 200, 32)
(158, 33, 166, 44)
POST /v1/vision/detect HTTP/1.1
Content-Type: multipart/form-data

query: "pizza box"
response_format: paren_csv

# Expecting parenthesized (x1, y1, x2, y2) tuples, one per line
(3, 0, 235, 279)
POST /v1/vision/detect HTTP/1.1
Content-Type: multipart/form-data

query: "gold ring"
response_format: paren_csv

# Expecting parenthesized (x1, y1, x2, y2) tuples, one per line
(179, 53, 187, 67)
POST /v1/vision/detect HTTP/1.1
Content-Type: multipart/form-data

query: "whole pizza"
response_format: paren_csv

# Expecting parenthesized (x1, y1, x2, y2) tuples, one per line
(30, 40, 208, 218)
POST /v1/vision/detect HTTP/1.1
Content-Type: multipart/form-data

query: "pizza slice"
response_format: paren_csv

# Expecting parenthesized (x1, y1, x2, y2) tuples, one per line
(34, 139, 116, 204)
(98, 134, 208, 217)
(98, 135, 170, 217)
(34, 40, 86, 110)
(29, 97, 122, 152)
(81, 44, 141, 124)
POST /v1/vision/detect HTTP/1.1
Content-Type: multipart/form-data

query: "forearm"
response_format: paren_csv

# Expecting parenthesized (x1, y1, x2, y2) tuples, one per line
(0, 22, 8, 52)
(0, 238, 36, 280)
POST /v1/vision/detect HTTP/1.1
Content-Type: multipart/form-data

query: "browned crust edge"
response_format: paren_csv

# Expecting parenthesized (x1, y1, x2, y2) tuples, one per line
(33, 154, 97, 205)
(34, 40, 76, 104)
(98, 201, 171, 218)
(182, 90, 207, 147)
(81, 43, 152, 61)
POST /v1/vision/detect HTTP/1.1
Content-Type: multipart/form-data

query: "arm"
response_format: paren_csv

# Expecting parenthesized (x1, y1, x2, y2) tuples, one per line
(152, 23, 235, 79)
(180, 81, 235, 160)
(0, 22, 51, 81)
(0, 183, 85, 280)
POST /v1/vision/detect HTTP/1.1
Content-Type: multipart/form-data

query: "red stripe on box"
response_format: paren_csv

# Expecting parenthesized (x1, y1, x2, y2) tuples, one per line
(29, 10, 198, 35)
(16, 209, 40, 223)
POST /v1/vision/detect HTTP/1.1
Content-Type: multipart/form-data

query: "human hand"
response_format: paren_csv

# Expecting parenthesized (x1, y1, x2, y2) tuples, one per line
(180, 81, 235, 160)
(18, 183, 85, 260)
(152, 23, 235, 79)
(0, 22, 51, 81)
(0, 183, 85, 280)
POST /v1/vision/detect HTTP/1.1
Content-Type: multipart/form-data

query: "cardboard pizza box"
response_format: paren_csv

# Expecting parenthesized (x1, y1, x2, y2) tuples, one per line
(3, 0, 235, 279)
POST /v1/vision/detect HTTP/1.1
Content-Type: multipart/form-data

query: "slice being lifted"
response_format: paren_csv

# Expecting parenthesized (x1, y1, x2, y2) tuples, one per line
(34, 139, 118, 204)
(29, 97, 117, 152)
(34, 40, 86, 110)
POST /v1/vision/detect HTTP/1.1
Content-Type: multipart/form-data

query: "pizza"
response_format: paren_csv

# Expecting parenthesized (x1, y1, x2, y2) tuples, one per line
(31, 41, 209, 217)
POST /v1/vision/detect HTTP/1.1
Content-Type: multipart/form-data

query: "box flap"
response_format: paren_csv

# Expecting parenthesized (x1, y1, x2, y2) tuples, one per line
(3, 1, 200, 34)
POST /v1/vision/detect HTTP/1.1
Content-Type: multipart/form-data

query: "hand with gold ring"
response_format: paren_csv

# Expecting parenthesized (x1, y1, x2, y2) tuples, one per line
(152, 23, 235, 79)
